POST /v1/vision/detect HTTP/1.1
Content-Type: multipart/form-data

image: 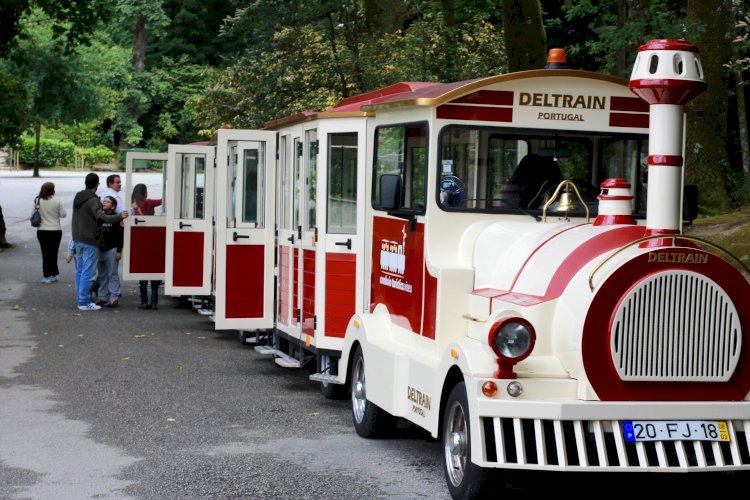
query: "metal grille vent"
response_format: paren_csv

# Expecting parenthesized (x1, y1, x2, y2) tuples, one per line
(610, 270, 741, 381)
(480, 417, 750, 471)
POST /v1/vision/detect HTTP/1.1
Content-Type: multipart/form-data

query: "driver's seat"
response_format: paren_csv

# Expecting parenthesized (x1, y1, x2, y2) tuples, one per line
(509, 154, 564, 209)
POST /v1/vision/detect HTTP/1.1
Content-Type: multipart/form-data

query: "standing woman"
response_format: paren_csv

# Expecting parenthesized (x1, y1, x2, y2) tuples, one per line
(36, 181, 67, 283)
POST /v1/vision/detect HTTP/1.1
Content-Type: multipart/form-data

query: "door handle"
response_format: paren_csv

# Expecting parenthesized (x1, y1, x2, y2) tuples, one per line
(287, 235, 295, 244)
(134, 218, 145, 225)
(335, 238, 352, 250)
(179, 221, 192, 229)
(233, 231, 250, 242)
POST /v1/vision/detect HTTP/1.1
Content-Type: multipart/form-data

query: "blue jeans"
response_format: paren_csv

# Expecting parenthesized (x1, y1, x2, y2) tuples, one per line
(74, 242, 99, 306)
(98, 247, 120, 302)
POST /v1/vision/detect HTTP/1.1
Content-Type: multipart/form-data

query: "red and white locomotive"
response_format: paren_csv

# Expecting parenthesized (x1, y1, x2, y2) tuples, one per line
(142, 39, 750, 497)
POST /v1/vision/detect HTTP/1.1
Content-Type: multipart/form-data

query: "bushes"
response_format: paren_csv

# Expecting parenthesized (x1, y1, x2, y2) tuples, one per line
(18, 135, 114, 168)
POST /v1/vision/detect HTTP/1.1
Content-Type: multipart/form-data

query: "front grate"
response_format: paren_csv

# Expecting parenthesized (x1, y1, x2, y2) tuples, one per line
(610, 271, 741, 381)
(480, 417, 750, 471)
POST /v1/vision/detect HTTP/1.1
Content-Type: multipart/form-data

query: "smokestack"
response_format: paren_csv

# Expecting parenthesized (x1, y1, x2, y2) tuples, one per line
(628, 39, 707, 238)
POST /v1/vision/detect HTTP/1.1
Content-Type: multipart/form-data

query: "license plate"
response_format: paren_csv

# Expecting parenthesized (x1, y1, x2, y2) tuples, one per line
(622, 420, 730, 443)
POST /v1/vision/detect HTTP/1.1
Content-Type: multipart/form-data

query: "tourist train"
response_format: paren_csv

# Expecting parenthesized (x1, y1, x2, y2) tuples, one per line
(121, 39, 750, 497)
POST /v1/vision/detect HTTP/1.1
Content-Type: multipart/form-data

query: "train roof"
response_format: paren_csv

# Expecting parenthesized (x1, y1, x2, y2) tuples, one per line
(264, 68, 633, 129)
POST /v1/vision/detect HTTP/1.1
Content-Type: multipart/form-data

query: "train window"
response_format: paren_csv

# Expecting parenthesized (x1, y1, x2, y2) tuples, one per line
(293, 138, 302, 230)
(372, 123, 428, 213)
(242, 145, 264, 227)
(438, 126, 604, 213)
(177, 153, 205, 220)
(600, 138, 648, 215)
(327, 133, 358, 234)
(278, 136, 291, 231)
(306, 130, 318, 232)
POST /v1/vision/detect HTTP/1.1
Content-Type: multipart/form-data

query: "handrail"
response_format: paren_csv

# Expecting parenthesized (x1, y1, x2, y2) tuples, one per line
(588, 234, 750, 292)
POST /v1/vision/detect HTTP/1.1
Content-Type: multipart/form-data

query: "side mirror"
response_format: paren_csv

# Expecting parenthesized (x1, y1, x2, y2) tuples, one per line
(683, 184, 699, 224)
(379, 174, 402, 210)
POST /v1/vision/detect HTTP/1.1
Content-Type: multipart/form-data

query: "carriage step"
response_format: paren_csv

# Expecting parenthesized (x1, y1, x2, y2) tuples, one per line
(196, 308, 213, 316)
(274, 352, 302, 368)
(309, 373, 343, 385)
(239, 331, 264, 344)
(254, 345, 277, 356)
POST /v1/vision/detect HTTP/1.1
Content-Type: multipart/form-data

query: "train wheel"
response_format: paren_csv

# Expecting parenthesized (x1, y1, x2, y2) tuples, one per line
(443, 382, 496, 499)
(350, 345, 395, 437)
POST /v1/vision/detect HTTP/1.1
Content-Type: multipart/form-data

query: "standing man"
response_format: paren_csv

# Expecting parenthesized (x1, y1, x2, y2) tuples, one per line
(99, 174, 124, 214)
(72, 173, 128, 311)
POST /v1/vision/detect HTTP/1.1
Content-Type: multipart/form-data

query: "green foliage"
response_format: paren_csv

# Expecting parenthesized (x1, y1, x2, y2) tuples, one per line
(18, 135, 74, 167)
(81, 145, 115, 165)
(17, 135, 113, 167)
(0, 70, 29, 146)
(0, 0, 108, 53)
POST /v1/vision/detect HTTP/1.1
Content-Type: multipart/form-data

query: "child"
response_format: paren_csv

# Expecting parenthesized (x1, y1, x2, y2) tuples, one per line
(139, 280, 162, 310)
(65, 239, 75, 264)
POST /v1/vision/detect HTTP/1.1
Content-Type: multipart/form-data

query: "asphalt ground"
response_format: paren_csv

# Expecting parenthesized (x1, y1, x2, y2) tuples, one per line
(0, 171, 448, 500)
(0, 170, 744, 498)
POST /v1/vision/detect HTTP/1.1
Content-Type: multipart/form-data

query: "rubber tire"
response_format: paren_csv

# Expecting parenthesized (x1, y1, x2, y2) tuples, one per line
(350, 345, 395, 437)
(442, 382, 498, 499)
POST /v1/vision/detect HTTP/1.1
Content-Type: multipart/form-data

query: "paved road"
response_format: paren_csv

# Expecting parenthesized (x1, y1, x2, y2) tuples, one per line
(0, 171, 449, 500)
(1, 171, 740, 498)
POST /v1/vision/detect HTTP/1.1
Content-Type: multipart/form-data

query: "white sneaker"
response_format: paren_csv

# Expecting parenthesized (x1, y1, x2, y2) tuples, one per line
(78, 303, 101, 311)
(50, 275, 59, 282)
(41, 277, 53, 284)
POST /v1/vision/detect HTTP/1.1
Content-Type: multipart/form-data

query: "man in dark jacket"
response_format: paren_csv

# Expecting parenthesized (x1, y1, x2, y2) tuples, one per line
(72, 173, 129, 311)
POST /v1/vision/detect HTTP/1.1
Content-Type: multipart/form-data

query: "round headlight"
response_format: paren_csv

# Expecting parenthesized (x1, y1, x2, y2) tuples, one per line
(488, 318, 535, 361)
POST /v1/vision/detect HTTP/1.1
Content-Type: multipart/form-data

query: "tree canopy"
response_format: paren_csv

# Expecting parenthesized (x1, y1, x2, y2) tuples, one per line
(0, 0, 747, 210)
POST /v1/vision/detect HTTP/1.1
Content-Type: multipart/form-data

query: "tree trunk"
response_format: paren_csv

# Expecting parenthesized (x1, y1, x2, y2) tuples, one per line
(735, 75, 750, 195)
(33, 123, 41, 178)
(442, 0, 457, 81)
(503, 0, 547, 72)
(685, 0, 733, 211)
(132, 15, 148, 74)
(616, 0, 646, 78)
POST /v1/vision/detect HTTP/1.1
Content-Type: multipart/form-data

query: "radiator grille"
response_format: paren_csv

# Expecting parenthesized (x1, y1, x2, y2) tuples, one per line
(480, 417, 750, 471)
(610, 271, 741, 381)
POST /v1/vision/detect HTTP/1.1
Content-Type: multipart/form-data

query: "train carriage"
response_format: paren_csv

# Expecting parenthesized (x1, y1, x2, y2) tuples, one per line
(156, 39, 750, 497)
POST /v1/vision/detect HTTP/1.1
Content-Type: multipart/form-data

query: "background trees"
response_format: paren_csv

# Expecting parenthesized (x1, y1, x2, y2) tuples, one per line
(0, 0, 748, 212)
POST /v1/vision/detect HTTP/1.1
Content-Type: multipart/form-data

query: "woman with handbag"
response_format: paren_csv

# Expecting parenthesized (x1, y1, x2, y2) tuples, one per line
(35, 181, 67, 283)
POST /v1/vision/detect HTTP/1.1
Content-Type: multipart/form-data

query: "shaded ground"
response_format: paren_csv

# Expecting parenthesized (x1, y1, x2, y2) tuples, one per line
(684, 205, 750, 265)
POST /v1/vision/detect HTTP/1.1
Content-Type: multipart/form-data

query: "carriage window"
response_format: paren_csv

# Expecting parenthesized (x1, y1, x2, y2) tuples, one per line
(293, 138, 302, 229)
(305, 130, 318, 231)
(327, 133, 358, 234)
(177, 153, 205, 220)
(279, 136, 290, 230)
(372, 123, 427, 213)
(242, 146, 264, 227)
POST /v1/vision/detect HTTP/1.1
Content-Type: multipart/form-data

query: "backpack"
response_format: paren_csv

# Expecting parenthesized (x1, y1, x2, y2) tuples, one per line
(30, 197, 42, 227)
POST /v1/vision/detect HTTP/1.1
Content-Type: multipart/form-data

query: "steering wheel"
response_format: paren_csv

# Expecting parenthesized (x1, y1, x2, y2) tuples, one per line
(440, 175, 466, 208)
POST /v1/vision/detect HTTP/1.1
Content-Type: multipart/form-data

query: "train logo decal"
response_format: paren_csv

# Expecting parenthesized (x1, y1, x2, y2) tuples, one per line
(378, 224, 413, 293)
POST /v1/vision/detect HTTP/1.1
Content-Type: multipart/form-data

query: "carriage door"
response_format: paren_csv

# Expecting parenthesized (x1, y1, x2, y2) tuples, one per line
(214, 129, 277, 330)
(164, 144, 215, 296)
(275, 134, 299, 334)
(315, 125, 365, 352)
(123, 152, 168, 281)
(297, 129, 318, 343)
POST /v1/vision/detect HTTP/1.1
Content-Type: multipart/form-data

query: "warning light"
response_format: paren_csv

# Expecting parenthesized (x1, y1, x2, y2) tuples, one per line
(545, 48, 568, 69)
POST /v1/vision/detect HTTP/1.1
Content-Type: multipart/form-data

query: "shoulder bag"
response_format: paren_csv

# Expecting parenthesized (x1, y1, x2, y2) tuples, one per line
(30, 197, 42, 227)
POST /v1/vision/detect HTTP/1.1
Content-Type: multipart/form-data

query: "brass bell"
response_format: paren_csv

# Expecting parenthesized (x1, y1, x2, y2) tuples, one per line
(554, 187, 579, 212)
